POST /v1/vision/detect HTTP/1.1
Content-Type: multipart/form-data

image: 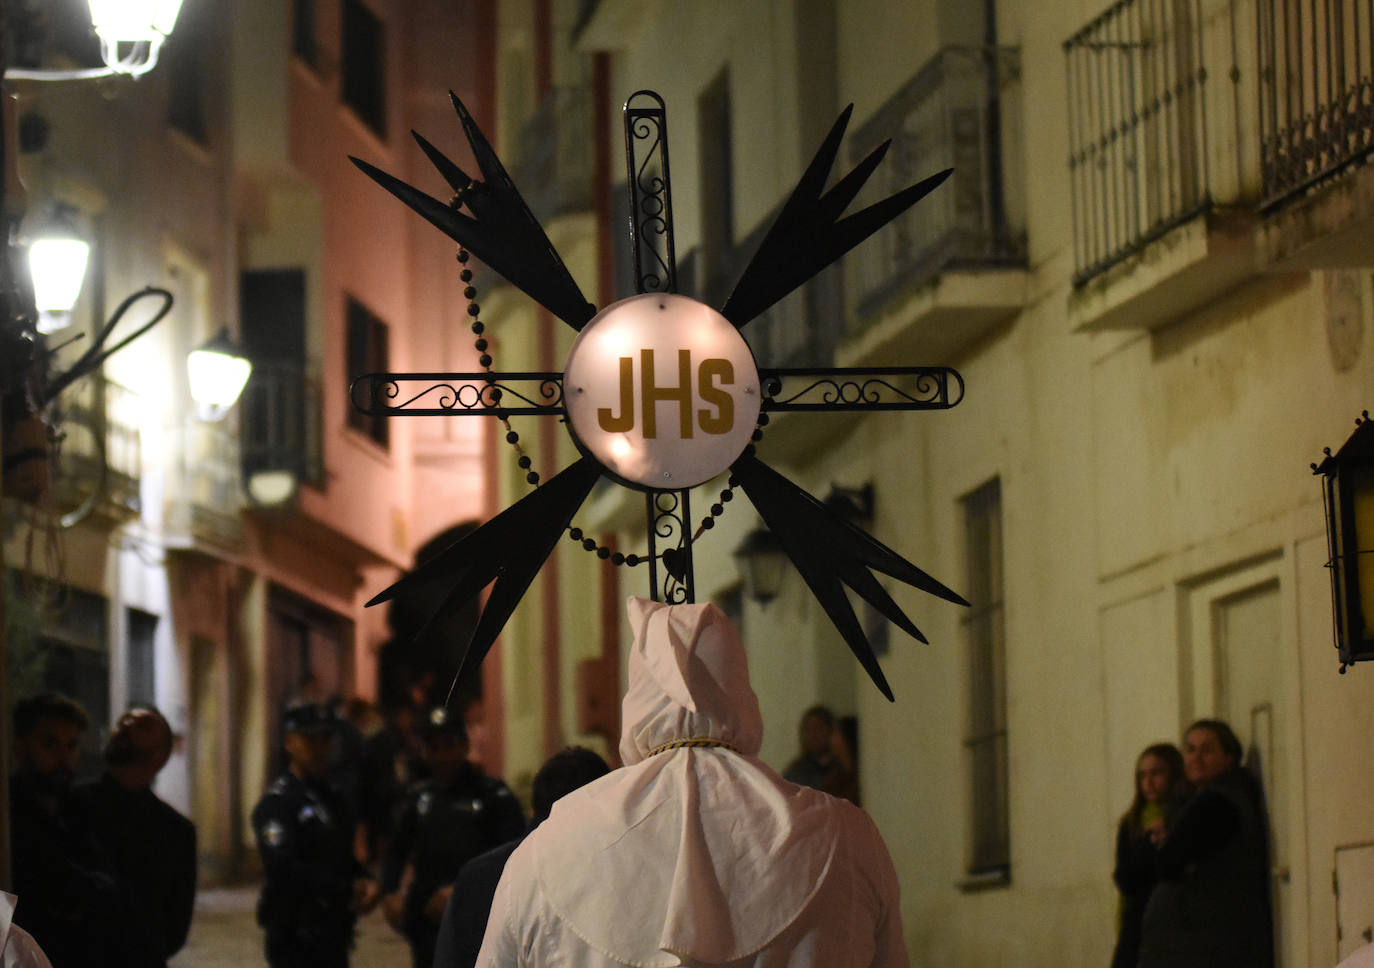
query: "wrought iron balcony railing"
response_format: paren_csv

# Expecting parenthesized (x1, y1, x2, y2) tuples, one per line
(512, 85, 594, 224)
(240, 361, 324, 496)
(49, 375, 142, 524)
(165, 417, 243, 546)
(848, 45, 1027, 322)
(1064, 0, 1217, 284)
(1259, 0, 1374, 208)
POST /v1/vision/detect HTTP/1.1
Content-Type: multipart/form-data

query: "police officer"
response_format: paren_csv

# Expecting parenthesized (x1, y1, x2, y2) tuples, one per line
(380, 706, 525, 968)
(253, 702, 379, 968)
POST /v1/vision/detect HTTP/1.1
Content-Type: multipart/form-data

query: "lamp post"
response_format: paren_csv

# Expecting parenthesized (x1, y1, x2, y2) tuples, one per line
(187, 326, 252, 420)
(1314, 413, 1374, 671)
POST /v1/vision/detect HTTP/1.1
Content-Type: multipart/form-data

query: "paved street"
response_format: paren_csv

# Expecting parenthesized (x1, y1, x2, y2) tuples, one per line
(170, 885, 412, 968)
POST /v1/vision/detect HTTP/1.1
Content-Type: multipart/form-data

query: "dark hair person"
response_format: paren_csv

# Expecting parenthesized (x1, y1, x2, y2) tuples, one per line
(1136, 719, 1275, 968)
(1109, 743, 1188, 968)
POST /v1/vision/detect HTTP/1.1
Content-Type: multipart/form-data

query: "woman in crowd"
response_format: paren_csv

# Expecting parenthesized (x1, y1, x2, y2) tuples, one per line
(1110, 743, 1188, 968)
(1136, 719, 1275, 968)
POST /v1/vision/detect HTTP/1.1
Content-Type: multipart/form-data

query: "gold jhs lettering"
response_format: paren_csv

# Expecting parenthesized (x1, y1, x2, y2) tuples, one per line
(598, 349, 735, 438)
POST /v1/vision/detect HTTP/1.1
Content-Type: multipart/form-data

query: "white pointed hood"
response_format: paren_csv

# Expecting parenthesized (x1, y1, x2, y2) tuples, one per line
(533, 597, 839, 966)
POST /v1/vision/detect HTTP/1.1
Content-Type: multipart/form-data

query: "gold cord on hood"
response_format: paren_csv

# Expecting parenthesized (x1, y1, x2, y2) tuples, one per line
(646, 737, 739, 757)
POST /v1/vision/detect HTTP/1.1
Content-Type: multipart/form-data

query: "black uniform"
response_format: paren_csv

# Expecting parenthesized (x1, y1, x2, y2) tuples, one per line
(79, 774, 198, 967)
(380, 764, 526, 968)
(252, 771, 367, 968)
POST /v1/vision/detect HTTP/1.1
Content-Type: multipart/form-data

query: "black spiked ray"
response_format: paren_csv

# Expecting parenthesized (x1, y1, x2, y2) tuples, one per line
(730, 455, 969, 701)
(721, 105, 953, 329)
(366, 458, 603, 694)
(350, 92, 597, 331)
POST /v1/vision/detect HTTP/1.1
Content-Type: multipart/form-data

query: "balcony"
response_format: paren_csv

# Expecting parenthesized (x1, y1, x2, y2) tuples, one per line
(511, 85, 594, 226)
(49, 375, 142, 527)
(840, 45, 1029, 366)
(164, 418, 243, 549)
(1256, 0, 1374, 268)
(240, 361, 324, 506)
(1063, 0, 1265, 329)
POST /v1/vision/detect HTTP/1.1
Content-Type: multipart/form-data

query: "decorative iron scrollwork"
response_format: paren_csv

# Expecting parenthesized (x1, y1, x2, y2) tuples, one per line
(624, 91, 678, 295)
(759, 366, 964, 412)
(349, 372, 564, 416)
(645, 489, 694, 605)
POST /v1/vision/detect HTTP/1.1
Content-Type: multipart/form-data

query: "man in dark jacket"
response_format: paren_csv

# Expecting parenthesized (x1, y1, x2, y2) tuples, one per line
(380, 706, 526, 968)
(432, 746, 610, 968)
(80, 705, 197, 968)
(8, 692, 126, 968)
(253, 702, 379, 968)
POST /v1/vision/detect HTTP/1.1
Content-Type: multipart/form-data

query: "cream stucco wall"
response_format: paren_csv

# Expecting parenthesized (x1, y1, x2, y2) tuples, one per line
(474, 1, 1374, 965)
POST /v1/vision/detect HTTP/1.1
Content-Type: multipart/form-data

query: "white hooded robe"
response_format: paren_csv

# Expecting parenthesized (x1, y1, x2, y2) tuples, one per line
(475, 597, 908, 968)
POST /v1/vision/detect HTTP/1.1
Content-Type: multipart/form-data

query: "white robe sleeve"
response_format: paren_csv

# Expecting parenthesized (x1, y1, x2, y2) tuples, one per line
(865, 815, 909, 968)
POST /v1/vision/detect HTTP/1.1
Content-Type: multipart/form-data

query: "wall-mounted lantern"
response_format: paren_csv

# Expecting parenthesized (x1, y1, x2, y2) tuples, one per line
(733, 527, 788, 605)
(28, 209, 90, 333)
(187, 327, 252, 421)
(5, 0, 185, 80)
(86, 0, 185, 76)
(1313, 412, 1374, 671)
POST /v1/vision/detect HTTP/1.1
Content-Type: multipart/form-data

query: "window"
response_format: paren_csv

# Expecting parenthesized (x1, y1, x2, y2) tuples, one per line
(126, 607, 158, 706)
(164, 0, 207, 144)
(341, 0, 386, 137)
(697, 69, 734, 303)
(962, 477, 1008, 880)
(242, 269, 319, 488)
(293, 0, 318, 68)
(345, 296, 389, 447)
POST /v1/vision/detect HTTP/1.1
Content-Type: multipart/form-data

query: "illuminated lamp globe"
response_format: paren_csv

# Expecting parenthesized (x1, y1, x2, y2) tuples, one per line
(86, 0, 185, 76)
(247, 469, 299, 507)
(188, 327, 252, 419)
(29, 236, 90, 333)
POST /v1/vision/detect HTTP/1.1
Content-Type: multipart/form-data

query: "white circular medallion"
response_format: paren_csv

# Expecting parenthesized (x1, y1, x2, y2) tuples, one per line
(563, 293, 761, 490)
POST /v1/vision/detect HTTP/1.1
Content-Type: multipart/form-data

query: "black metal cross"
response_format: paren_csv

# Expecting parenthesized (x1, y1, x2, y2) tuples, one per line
(350, 91, 968, 701)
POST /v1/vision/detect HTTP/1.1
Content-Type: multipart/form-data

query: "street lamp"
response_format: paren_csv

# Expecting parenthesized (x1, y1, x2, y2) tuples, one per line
(27, 210, 91, 334)
(1313, 412, 1374, 671)
(187, 327, 252, 421)
(5, 0, 185, 80)
(87, 0, 185, 76)
(733, 527, 788, 605)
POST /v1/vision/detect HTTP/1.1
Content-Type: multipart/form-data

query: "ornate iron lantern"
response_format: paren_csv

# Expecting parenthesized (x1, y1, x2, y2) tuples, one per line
(1314, 412, 1374, 670)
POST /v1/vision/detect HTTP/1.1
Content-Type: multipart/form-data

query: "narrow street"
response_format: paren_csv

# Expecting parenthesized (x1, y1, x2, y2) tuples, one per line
(170, 886, 412, 968)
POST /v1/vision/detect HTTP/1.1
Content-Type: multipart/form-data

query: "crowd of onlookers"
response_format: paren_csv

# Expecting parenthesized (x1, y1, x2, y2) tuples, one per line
(4, 693, 195, 968)
(1109, 719, 1275, 968)
(15, 675, 1314, 967)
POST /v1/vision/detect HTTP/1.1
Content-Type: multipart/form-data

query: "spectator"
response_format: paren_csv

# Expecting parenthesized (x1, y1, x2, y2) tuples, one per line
(783, 704, 836, 788)
(822, 714, 861, 805)
(380, 706, 526, 968)
(8, 692, 127, 968)
(1109, 742, 1188, 968)
(433, 747, 610, 968)
(476, 597, 906, 966)
(1137, 719, 1275, 968)
(253, 702, 379, 968)
(79, 705, 197, 968)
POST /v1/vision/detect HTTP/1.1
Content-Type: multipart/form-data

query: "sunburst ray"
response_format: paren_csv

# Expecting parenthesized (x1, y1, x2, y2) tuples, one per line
(730, 454, 969, 700)
(350, 92, 596, 331)
(367, 458, 604, 694)
(720, 104, 952, 330)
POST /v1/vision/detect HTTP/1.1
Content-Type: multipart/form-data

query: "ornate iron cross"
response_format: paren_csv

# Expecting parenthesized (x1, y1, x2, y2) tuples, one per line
(350, 91, 967, 701)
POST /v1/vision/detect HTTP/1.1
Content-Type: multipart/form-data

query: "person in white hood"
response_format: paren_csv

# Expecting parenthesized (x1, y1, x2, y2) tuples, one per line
(475, 597, 908, 967)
